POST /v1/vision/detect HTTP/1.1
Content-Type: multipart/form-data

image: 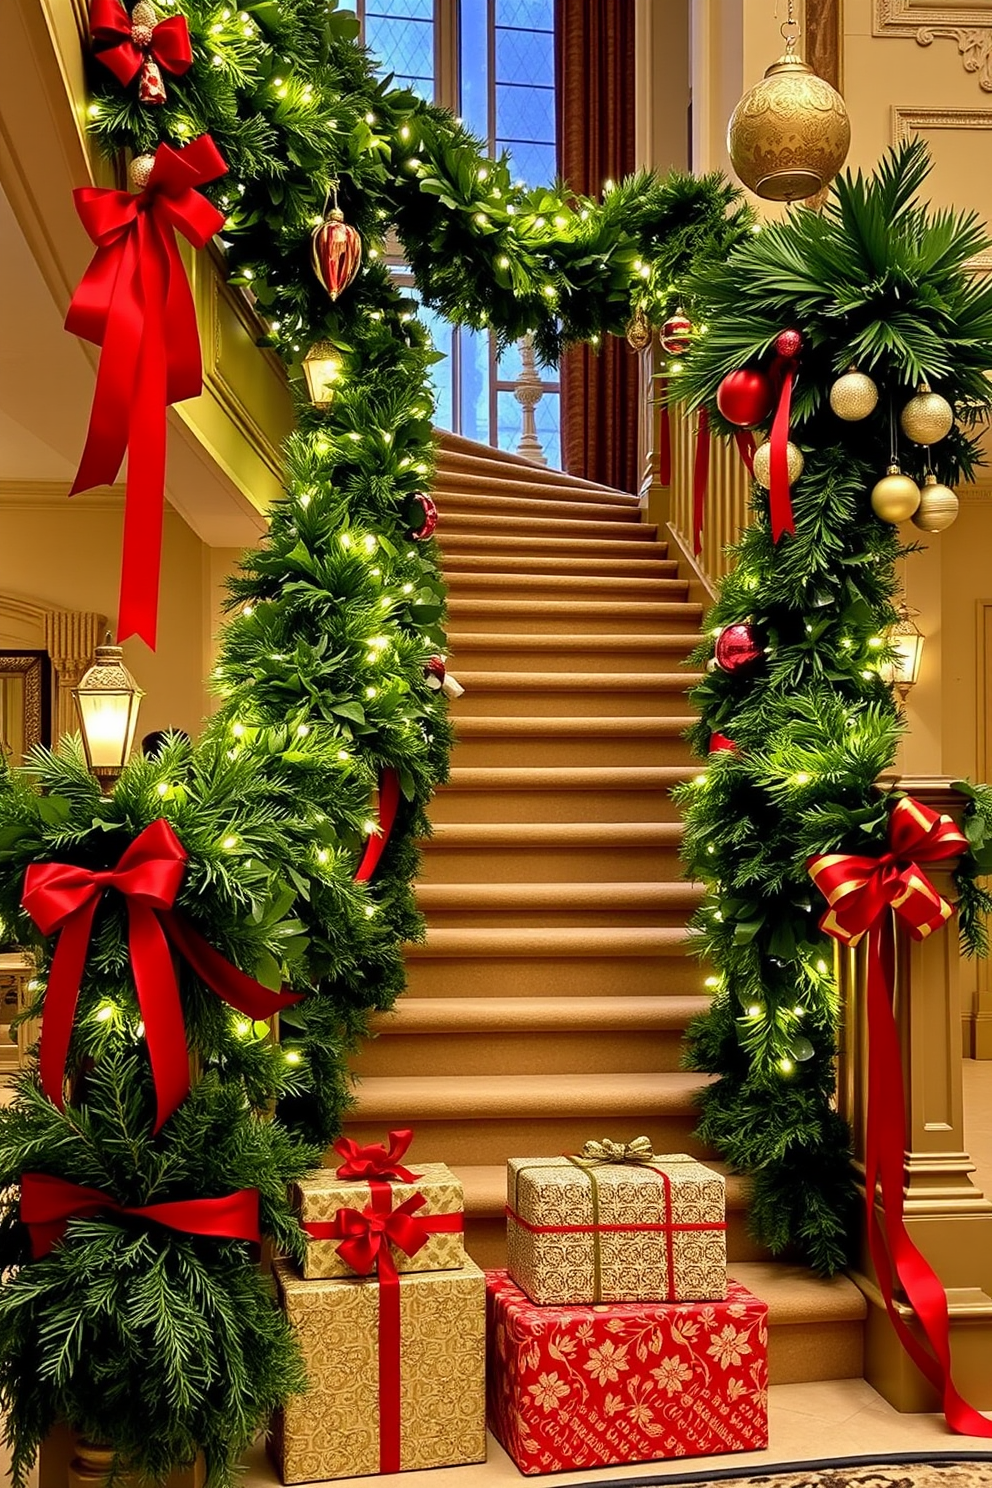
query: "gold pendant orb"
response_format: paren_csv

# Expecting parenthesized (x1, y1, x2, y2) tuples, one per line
(871, 465, 921, 524)
(911, 474, 959, 532)
(899, 382, 954, 445)
(829, 368, 879, 422)
(128, 153, 156, 191)
(727, 50, 851, 202)
(751, 439, 804, 489)
(625, 306, 652, 352)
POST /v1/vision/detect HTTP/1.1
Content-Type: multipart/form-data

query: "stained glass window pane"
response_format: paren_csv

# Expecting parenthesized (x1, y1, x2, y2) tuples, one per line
(496, 391, 524, 454)
(417, 305, 454, 430)
(459, 327, 490, 444)
(500, 140, 556, 189)
(495, 83, 555, 144)
(495, 24, 554, 87)
(367, 0, 432, 16)
(459, 0, 489, 140)
(535, 391, 561, 468)
(497, 340, 523, 384)
(365, 14, 434, 95)
(495, 0, 553, 30)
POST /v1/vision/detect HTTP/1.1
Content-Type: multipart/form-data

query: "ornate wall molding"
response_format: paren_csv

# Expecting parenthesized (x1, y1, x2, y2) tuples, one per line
(0, 594, 105, 743)
(874, 2, 992, 91)
(891, 107, 992, 267)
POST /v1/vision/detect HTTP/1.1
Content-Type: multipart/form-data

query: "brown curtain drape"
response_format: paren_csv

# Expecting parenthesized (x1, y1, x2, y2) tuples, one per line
(555, 0, 638, 493)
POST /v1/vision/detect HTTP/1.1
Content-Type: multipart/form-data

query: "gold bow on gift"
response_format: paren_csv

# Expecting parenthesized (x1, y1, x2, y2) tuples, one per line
(577, 1136, 659, 1166)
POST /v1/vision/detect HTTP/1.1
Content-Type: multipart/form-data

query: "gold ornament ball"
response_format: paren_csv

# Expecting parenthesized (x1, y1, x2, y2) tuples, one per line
(727, 50, 851, 202)
(900, 382, 954, 445)
(128, 153, 156, 191)
(911, 474, 959, 532)
(752, 439, 804, 489)
(871, 465, 921, 524)
(829, 368, 879, 422)
(129, 0, 157, 44)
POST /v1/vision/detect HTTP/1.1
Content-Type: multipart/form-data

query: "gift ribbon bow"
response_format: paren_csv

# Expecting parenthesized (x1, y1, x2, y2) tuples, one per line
(21, 1171, 260, 1259)
(21, 817, 302, 1132)
(66, 135, 227, 650)
(332, 1128, 419, 1184)
(575, 1136, 660, 1166)
(810, 795, 992, 1440)
(332, 1187, 432, 1474)
(90, 0, 193, 95)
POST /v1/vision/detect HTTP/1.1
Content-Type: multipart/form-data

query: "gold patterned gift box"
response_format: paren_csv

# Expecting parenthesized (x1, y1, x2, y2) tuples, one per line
(291, 1162, 466, 1279)
(506, 1143, 727, 1306)
(272, 1257, 487, 1483)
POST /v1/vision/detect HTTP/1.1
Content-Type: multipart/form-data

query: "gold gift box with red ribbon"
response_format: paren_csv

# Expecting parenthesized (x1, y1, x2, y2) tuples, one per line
(506, 1144, 727, 1307)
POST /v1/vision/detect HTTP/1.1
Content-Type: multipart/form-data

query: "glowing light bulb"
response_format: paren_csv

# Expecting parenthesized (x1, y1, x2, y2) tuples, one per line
(95, 1004, 115, 1023)
(222, 835, 238, 850)
(156, 782, 169, 797)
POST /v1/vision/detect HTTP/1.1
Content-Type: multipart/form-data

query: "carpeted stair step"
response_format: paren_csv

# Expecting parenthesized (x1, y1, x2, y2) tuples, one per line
(403, 925, 702, 998)
(440, 505, 657, 537)
(732, 1262, 866, 1383)
(414, 879, 704, 928)
(441, 531, 668, 560)
(417, 820, 686, 882)
(446, 596, 705, 636)
(443, 570, 689, 601)
(443, 553, 679, 579)
(428, 765, 695, 823)
(449, 715, 697, 767)
(453, 1163, 770, 1270)
(353, 994, 711, 1079)
(436, 431, 632, 496)
(345, 1070, 714, 1167)
(446, 633, 697, 675)
(432, 467, 639, 507)
(449, 671, 704, 718)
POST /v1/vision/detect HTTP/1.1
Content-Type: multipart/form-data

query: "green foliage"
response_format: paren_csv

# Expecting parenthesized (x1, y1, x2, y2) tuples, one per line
(670, 143, 992, 1274)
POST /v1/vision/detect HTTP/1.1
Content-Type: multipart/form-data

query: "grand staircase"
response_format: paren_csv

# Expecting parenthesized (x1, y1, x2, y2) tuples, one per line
(345, 430, 866, 1387)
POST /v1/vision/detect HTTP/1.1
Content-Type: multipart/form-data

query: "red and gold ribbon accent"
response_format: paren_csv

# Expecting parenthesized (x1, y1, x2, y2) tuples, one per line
(734, 429, 756, 478)
(20, 1171, 260, 1259)
(692, 407, 710, 557)
(768, 356, 797, 543)
(90, 0, 192, 98)
(332, 1128, 419, 1184)
(21, 818, 302, 1132)
(354, 767, 400, 884)
(810, 795, 992, 1438)
(65, 136, 227, 649)
(304, 1208, 462, 1247)
(658, 377, 672, 489)
(329, 1188, 433, 1474)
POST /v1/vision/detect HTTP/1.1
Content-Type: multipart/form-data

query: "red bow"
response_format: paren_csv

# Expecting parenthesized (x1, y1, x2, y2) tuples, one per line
(21, 1171, 260, 1259)
(66, 136, 227, 649)
(810, 796, 992, 1439)
(90, 0, 192, 99)
(333, 1128, 419, 1183)
(21, 818, 302, 1132)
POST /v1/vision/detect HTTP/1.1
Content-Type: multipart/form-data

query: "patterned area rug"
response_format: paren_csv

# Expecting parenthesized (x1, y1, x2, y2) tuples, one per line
(579, 1457, 992, 1488)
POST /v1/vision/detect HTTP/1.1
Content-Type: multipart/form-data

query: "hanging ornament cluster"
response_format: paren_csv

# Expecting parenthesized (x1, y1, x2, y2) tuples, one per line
(625, 305, 652, 352)
(912, 474, 959, 532)
(311, 179, 363, 302)
(406, 492, 438, 541)
(716, 327, 804, 543)
(726, 3, 851, 202)
(90, 0, 193, 105)
(900, 382, 954, 445)
(829, 367, 879, 422)
(661, 312, 693, 357)
(709, 622, 765, 676)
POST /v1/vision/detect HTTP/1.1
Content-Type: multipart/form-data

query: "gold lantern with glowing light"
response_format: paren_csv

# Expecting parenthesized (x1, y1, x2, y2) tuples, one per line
(727, 4, 850, 203)
(73, 641, 144, 790)
(302, 342, 342, 409)
(879, 603, 925, 700)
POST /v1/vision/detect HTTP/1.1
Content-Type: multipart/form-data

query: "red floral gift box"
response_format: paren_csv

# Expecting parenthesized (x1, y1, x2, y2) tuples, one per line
(486, 1271, 768, 1475)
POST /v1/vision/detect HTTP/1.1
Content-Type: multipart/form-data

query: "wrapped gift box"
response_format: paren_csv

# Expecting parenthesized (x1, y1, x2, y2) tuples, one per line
(506, 1152, 726, 1305)
(291, 1162, 465, 1279)
(486, 1270, 768, 1476)
(273, 1257, 487, 1483)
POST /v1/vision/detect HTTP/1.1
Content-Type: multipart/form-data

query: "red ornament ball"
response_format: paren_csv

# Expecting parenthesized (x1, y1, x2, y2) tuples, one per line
(714, 623, 763, 674)
(424, 656, 446, 691)
(774, 328, 803, 360)
(407, 492, 438, 540)
(716, 369, 774, 428)
(661, 314, 692, 356)
(709, 732, 739, 754)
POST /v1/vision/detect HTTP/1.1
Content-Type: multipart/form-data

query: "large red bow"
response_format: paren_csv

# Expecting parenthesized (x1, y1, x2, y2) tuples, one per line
(90, 0, 192, 97)
(21, 1171, 260, 1259)
(21, 817, 302, 1132)
(810, 795, 992, 1439)
(66, 135, 227, 649)
(333, 1128, 419, 1183)
(333, 1187, 431, 1474)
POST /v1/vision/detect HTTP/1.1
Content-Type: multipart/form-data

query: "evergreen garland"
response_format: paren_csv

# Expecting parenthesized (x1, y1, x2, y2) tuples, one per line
(0, 1, 745, 1481)
(669, 140, 992, 1275)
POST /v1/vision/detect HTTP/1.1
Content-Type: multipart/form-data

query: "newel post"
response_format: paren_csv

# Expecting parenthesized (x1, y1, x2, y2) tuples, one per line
(836, 775, 992, 1410)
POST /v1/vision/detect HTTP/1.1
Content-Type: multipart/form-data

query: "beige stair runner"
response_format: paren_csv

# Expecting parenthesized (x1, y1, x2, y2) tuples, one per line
(346, 429, 865, 1386)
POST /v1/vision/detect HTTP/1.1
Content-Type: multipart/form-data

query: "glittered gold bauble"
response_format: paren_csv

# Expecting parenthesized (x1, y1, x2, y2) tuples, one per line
(899, 382, 954, 445)
(625, 305, 652, 352)
(911, 473, 959, 532)
(727, 48, 851, 202)
(871, 465, 921, 524)
(129, 0, 157, 45)
(752, 439, 804, 488)
(829, 368, 879, 422)
(128, 153, 156, 191)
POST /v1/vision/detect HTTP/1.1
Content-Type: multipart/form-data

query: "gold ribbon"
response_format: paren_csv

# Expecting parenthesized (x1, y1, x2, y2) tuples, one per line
(573, 1136, 660, 1166)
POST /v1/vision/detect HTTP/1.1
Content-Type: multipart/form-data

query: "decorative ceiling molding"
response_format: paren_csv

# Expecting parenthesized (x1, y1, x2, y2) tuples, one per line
(874, 2, 992, 91)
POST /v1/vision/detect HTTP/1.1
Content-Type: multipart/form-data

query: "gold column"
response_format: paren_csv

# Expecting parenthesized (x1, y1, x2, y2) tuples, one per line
(838, 775, 992, 1410)
(43, 610, 106, 741)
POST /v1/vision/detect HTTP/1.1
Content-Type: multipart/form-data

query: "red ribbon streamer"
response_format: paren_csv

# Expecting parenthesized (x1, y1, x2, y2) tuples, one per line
(332, 1128, 420, 1184)
(810, 796, 992, 1438)
(332, 1188, 433, 1474)
(734, 429, 756, 478)
(354, 767, 401, 883)
(21, 817, 302, 1132)
(21, 1171, 260, 1259)
(658, 376, 671, 488)
(90, 0, 192, 89)
(769, 361, 797, 542)
(304, 1209, 462, 1246)
(65, 136, 227, 650)
(692, 407, 710, 558)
